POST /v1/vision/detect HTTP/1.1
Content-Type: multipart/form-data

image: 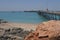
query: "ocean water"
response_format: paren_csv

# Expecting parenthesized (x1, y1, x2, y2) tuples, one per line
(0, 12, 48, 24)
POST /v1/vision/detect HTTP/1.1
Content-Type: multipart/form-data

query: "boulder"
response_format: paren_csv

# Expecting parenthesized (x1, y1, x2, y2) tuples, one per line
(24, 20, 60, 40)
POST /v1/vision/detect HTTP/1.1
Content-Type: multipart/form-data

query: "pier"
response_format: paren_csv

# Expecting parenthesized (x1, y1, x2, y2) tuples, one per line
(38, 11, 60, 20)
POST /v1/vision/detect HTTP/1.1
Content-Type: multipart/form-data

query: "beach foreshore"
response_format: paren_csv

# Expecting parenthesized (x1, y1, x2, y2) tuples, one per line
(0, 22, 38, 31)
(1, 20, 60, 40)
(0, 22, 38, 40)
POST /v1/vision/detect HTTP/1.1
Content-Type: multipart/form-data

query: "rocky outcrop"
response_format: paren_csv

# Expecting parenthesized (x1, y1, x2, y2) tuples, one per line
(0, 28, 32, 40)
(24, 20, 60, 40)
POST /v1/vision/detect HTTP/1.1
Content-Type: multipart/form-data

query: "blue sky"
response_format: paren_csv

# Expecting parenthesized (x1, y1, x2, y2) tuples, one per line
(0, 0, 60, 11)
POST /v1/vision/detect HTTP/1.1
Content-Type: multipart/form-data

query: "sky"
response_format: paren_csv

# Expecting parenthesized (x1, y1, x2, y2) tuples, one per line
(0, 0, 60, 11)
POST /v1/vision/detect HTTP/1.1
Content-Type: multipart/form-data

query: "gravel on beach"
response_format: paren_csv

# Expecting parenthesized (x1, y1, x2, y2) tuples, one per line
(0, 22, 37, 40)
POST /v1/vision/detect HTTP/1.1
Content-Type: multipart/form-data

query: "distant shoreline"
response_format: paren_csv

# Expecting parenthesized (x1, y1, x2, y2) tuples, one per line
(24, 11, 37, 12)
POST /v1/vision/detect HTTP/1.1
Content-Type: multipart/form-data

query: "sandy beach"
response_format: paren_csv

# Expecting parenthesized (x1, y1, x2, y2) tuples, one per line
(0, 22, 38, 31)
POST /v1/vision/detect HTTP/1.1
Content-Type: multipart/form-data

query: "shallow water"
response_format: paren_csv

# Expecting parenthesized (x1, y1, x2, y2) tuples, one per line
(0, 12, 48, 23)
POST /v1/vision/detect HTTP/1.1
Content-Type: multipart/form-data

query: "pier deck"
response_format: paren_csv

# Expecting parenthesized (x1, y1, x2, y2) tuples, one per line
(38, 11, 60, 15)
(38, 11, 60, 20)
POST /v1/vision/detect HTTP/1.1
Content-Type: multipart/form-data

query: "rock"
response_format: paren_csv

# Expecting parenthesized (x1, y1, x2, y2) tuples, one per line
(2, 21, 8, 23)
(24, 20, 60, 40)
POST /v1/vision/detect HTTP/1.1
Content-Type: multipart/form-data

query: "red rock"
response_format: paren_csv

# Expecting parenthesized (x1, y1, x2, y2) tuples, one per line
(24, 20, 60, 40)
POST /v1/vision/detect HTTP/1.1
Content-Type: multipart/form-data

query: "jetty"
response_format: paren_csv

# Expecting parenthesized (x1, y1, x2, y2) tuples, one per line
(37, 11, 60, 20)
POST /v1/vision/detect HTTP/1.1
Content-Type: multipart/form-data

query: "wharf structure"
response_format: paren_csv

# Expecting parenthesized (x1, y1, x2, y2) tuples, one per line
(38, 11, 60, 20)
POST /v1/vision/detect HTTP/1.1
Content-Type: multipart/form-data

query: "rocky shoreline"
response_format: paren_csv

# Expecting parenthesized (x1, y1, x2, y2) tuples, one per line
(0, 27, 33, 40)
(1, 20, 60, 40)
(0, 21, 37, 40)
(25, 20, 60, 40)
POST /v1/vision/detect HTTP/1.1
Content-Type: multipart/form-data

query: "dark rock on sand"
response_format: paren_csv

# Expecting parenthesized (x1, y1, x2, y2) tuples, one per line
(0, 28, 32, 40)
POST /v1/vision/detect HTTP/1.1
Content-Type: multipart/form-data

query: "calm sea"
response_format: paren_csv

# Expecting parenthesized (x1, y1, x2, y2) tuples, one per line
(0, 12, 48, 24)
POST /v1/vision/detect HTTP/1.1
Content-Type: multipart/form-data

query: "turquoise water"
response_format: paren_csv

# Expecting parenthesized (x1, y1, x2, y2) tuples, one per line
(0, 12, 48, 23)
